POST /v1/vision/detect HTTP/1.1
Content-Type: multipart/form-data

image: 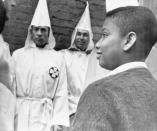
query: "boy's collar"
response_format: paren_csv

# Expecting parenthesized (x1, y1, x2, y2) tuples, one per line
(107, 61, 148, 77)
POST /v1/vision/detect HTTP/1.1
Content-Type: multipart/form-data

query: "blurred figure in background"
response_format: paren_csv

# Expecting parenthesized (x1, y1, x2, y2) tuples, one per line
(0, 0, 16, 131)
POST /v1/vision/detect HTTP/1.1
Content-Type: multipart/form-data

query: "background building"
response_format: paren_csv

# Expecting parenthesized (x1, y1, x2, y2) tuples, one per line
(2, 0, 157, 53)
(3, 0, 106, 53)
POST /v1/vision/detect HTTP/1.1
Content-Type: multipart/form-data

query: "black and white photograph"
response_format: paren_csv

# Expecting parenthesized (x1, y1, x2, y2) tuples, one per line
(0, 0, 157, 131)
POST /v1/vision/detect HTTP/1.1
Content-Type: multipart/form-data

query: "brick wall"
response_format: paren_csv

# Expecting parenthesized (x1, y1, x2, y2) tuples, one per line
(3, 0, 106, 53)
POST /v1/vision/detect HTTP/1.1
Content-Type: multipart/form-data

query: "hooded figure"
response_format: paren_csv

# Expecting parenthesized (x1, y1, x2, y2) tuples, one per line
(24, 0, 56, 49)
(69, 1, 94, 52)
(60, 2, 98, 127)
(12, 0, 69, 130)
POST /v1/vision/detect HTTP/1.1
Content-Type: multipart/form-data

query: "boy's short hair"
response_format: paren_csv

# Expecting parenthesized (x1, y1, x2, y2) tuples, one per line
(106, 6, 157, 56)
(0, 0, 7, 33)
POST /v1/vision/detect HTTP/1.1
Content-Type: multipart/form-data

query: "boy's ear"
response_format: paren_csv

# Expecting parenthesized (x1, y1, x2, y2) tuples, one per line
(122, 32, 136, 51)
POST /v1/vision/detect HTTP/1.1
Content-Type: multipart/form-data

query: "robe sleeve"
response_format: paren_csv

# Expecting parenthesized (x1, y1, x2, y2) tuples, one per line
(52, 54, 70, 127)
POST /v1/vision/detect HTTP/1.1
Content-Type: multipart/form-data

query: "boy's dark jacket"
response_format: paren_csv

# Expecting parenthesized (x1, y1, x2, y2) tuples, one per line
(72, 68, 157, 131)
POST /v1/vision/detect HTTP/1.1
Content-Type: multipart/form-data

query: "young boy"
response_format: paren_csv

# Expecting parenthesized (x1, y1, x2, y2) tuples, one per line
(71, 6, 157, 131)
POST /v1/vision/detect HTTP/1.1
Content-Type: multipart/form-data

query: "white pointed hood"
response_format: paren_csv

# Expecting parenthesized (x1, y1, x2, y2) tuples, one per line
(25, 0, 56, 49)
(106, 0, 139, 12)
(70, 1, 94, 52)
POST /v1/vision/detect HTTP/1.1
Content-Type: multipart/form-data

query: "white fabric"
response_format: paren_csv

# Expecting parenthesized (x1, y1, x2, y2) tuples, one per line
(59, 2, 108, 118)
(0, 34, 12, 91)
(61, 49, 109, 116)
(0, 35, 11, 60)
(106, 62, 147, 77)
(106, 0, 139, 12)
(12, 47, 69, 131)
(60, 2, 106, 116)
(0, 35, 16, 131)
(60, 50, 90, 115)
(31, 0, 50, 27)
(70, 1, 94, 51)
(0, 82, 16, 131)
(145, 45, 157, 80)
(25, 0, 56, 49)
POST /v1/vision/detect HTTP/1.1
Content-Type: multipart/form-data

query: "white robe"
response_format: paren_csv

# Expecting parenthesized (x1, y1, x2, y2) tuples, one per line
(0, 82, 16, 131)
(12, 47, 69, 131)
(61, 49, 110, 116)
(60, 50, 90, 116)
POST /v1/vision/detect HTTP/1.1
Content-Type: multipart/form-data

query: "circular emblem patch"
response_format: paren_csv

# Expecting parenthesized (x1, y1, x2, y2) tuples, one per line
(49, 67, 59, 79)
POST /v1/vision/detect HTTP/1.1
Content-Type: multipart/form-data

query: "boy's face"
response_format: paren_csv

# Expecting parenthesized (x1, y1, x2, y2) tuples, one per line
(96, 18, 124, 70)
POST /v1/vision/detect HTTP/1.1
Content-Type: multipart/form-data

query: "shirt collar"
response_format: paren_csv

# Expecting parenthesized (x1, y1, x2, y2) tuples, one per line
(107, 62, 148, 77)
